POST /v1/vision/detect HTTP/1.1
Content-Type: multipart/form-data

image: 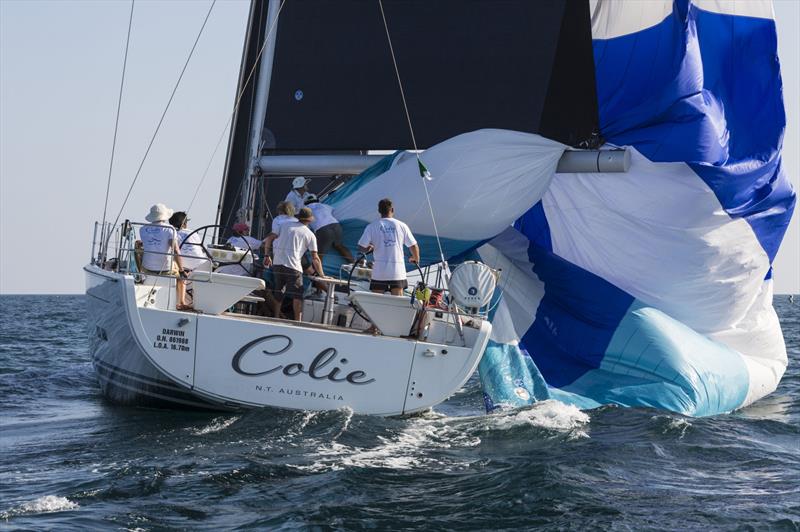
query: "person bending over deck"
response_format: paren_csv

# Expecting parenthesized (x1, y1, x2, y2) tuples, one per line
(285, 176, 313, 213)
(140, 204, 191, 310)
(304, 194, 354, 265)
(263, 208, 325, 322)
(217, 222, 263, 276)
(358, 198, 420, 296)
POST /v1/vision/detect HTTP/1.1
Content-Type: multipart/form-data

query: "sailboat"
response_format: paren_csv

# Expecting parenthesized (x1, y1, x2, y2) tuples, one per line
(86, 0, 794, 417)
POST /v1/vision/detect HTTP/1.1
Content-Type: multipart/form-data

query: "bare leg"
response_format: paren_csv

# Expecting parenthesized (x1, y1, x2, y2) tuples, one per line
(292, 298, 304, 322)
(273, 295, 283, 319)
(176, 279, 190, 308)
(390, 287, 403, 296)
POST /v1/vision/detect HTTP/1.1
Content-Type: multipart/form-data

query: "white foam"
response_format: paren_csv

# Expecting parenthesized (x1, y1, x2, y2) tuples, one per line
(188, 415, 240, 435)
(488, 400, 591, 433)
(1, 495, 78, 519)
(292, 412, 482, 472)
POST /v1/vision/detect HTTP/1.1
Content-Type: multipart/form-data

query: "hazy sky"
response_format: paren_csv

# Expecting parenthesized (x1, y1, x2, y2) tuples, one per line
(1, 0, 798, 294)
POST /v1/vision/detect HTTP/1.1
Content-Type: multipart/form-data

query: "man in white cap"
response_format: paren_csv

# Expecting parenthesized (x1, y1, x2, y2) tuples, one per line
(140, 203, 191, 310)
(263, 207, 325, 321)
(285, 176, 312, 213)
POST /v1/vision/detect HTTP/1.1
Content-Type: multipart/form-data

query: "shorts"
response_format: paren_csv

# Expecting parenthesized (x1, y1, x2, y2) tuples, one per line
(143, 262, 180, 277)
(316, 223, 343, 257)
(273, 265, 304, 300)
(369, 279, 408, 292)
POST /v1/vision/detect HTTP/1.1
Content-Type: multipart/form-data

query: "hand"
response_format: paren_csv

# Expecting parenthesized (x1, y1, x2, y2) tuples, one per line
(409, 256, 418, 264)
(263, 256, 272, 267)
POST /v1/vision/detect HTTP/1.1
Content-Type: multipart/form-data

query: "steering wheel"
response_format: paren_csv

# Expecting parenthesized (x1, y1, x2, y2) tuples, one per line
(180, 224, 255, 274)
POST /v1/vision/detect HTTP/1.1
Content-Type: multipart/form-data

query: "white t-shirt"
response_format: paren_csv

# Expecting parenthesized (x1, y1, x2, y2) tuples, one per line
(273, 221, 317, 273)
(227, 235, 263, 256)
(285, 189, 312, 213)
(271, 214, 295, 235)
(308, 203, 337, 231)
(177, 229, 207, 271)
(357, 217, 417, 281)
(140, 221, 176, 271)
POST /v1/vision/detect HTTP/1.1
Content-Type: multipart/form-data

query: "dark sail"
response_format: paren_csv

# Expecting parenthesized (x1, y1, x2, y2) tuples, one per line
(264, 0, 598, 151)
(219, 0, 599, 232)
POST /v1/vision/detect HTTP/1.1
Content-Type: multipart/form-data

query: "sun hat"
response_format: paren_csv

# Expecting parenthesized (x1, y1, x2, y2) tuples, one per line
(145, 203, 173, 223)
(304, 194, 319, 205)
(296, 207, 314, 222)
(232, 222, 250, 234)
(292, 176, 309, 189)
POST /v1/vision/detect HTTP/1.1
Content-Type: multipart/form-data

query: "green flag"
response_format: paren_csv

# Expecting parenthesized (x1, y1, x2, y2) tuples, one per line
(417, 158, 432, 180)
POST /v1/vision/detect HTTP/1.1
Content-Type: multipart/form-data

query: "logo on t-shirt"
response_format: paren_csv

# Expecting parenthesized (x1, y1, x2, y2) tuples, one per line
(379, 223, 397, 247)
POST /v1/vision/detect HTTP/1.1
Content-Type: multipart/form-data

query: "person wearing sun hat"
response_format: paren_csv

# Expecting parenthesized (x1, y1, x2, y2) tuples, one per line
(263, 207, 325, 321)
(284, 176, 312, 213)
(139, 203, 191, 310)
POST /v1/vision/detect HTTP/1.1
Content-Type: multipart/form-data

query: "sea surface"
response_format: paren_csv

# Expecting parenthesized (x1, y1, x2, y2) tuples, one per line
(0, 295, 798, 530)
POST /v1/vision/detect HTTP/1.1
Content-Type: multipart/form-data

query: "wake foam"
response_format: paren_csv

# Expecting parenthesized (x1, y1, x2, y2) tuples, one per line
(188, 415, 240, 435)
(1, 495, 78, 519)
(488, 400, 590, 432)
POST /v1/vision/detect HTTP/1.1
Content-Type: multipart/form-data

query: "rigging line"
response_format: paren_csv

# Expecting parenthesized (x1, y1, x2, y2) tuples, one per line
(186, 0, 287, 213)
(99, 0, 135, 260)
(377, 0, 448, 270)
(104, 0, 217, 255)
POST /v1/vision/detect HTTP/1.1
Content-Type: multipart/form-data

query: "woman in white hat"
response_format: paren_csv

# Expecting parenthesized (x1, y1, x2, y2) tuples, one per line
(140, 203, 191, 310)
(285, 176, 312, 213)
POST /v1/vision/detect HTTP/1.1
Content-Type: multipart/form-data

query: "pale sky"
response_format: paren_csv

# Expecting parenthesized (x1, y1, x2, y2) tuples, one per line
(1, 0, 798, 294)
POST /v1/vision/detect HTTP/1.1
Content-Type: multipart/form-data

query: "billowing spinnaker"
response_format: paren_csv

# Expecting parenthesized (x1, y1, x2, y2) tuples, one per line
(481, 0, 795, 415)
(323, 129, 564, 273)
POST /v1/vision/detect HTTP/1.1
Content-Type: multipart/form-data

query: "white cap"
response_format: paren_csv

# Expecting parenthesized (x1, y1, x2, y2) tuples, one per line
(145, 203, 173, 223)
(292, 176, 309, 189)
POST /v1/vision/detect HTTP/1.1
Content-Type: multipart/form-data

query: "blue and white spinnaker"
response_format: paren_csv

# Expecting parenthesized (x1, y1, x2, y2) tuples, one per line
(476, 0, 795, 416)
(321, 0, 794, 417)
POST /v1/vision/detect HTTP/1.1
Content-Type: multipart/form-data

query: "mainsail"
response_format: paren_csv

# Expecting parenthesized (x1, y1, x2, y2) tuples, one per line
(218, 0, 599, 234)
(219, 0, 795, 416)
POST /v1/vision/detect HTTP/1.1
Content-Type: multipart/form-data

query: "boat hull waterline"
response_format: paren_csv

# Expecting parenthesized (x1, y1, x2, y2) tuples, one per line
(85, 265, 491, 415)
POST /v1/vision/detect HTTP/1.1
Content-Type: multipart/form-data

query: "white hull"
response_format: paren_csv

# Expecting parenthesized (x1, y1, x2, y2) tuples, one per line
(84, 265, 491, 415)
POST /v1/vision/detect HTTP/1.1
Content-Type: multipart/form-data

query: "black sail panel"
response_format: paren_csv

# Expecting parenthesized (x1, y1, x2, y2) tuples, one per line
(219, 0, 599, 232)
(262, 0, 598, 152)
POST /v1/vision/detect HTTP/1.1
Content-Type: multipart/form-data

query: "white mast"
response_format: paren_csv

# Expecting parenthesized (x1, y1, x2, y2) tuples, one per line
(239, 0, 281, 227)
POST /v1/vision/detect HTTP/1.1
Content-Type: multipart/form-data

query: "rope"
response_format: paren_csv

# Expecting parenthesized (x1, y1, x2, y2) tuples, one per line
(186, 0, 287, 213)
(377, 0, 448, 271)
(99, 0, 135, 260)
(104, 0, 217, 256)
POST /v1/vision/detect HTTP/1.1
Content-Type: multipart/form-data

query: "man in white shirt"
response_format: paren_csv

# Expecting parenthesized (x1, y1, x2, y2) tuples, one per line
(304, 194, 354, 265)
(357, 198, 420, 296)
(169, 211, 208, 273)
(264, 208, 325, 321)
(270, 201, 296, 237)
(285, 176, 312, 213)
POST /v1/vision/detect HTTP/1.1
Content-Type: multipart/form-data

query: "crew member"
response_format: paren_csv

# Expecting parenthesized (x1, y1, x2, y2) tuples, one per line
(218, 222, 263, 276)
(305, 194, 354, 265)
(270, 201, 296, 237)
(285, 176, 312, 213)
(140, 203, 190, 310)
(264, 207, 325, 321)
(357, 198, 420, 296)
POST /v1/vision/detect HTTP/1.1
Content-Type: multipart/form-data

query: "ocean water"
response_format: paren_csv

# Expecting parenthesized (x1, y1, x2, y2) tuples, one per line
(0, 295, 798, 530)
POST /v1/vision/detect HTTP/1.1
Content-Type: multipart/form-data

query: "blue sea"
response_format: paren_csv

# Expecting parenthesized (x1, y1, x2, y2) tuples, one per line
(1, 295, 798, 530)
